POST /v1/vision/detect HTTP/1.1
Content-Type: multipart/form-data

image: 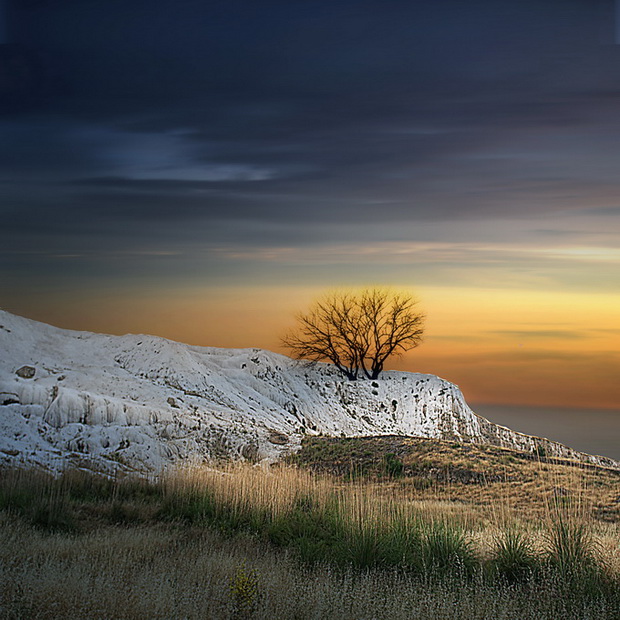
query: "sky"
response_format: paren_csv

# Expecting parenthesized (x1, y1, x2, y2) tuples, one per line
(1, 0, 620, 416)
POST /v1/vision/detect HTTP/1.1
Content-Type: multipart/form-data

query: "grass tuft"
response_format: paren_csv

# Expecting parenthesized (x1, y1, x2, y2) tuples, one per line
(544, 516, 607, 598)
(421, 521, 476, 576)
(490, 528, 539, 583)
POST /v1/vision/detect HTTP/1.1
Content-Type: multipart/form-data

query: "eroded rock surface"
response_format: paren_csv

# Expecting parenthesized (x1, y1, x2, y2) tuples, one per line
(0, 310, 617, 474)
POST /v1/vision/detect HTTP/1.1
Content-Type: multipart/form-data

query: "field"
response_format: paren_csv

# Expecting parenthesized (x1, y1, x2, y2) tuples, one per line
(1, 436, 619, 619)
(289, 436, 620, 523)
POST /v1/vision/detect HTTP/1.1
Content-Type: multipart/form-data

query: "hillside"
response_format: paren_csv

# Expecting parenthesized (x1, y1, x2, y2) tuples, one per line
(289, 435, 620, 523)
(0, 310, 617, 473)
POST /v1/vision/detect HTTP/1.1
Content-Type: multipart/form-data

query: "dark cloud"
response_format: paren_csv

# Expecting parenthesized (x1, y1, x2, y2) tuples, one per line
(2, 0, 620, 287)
(578, 206, 620, 217)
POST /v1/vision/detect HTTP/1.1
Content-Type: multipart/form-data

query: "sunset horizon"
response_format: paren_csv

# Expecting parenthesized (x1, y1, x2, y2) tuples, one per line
(2, 1, 619, 427)
(5, 278, 619, 413)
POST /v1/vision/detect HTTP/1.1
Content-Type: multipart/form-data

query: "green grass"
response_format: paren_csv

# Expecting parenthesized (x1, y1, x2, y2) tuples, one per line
(489, 528, 540, 583)
(0, 463, 618, 618)
(1, 516, 618, 619)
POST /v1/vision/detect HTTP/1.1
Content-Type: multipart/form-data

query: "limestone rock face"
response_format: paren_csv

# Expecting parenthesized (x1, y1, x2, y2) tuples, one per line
(0, 310, 617, 474)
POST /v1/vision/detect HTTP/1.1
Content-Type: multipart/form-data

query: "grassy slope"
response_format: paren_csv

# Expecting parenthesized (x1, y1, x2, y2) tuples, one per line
(1, 438, 619, 619)
(288, 436, 620, 523)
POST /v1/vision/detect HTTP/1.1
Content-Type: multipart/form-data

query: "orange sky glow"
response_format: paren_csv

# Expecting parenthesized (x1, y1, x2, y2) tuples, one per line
(10, 282, 620, 411)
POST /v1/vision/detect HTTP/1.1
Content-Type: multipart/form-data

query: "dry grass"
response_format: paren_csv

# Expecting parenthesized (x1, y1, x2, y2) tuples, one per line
(161, 460, 620, 573)
(0, 439, 619, 619)
(164, 463, 334, 521)
(291, 436, 620, 523)
(0, 511, 617, 620)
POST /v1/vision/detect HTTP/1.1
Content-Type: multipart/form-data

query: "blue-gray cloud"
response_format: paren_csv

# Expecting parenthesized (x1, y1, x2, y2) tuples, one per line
(2, 0, 620, 292)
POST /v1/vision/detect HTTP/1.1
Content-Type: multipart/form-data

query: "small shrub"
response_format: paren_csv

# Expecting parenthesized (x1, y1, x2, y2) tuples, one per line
(535, 445, 547, 458)
(229, 562, 260, 619)
(382, 453, 404, 478)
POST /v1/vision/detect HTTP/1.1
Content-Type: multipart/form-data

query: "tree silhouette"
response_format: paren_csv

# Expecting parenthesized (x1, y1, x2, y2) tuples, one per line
(283, 288, 425, 380)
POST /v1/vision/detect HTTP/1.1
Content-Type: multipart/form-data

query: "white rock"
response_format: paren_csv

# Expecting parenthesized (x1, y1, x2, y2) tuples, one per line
(0, 310, 617, 474)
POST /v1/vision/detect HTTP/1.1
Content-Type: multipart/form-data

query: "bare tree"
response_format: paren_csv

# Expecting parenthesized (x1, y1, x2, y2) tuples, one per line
(282, 288, 425, 380)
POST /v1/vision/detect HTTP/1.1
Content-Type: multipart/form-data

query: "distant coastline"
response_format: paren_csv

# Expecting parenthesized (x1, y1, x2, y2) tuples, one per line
(473, 404, 620, 462)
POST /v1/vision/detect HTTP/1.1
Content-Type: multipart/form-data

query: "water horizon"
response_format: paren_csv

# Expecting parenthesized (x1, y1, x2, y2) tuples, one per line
(472, 403, 620, 462)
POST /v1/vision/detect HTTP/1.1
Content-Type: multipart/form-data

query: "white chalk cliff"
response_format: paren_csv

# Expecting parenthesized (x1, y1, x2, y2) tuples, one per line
(0, 310, 617, 474)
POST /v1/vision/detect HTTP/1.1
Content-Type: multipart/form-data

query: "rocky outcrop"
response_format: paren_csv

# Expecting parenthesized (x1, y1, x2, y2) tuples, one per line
(0, 310, 617, 474)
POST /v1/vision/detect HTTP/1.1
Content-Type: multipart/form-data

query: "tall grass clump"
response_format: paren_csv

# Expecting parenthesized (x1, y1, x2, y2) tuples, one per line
(535, 464, 612, 596)
(0, 469, 76, 532)
(421, 520, 477, 576)
(160, 464, 334, 534)
(544, 516, 607, 597)
(489, 528, 539, 583)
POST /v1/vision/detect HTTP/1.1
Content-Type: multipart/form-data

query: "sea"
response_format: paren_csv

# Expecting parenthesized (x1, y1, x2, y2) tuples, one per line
(472, 404, 620, 462)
